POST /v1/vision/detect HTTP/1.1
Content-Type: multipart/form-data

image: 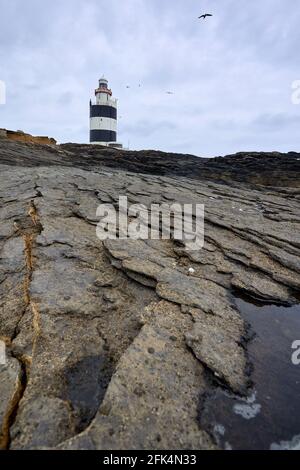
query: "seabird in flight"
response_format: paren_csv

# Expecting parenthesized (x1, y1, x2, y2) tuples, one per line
(198, 13, 213, 19)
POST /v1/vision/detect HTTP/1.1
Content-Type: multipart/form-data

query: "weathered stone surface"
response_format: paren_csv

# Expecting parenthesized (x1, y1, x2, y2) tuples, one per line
(0, 139, 299, 449)
(58, 301, 215, 450)
(185, 309, 247, 394)
(0, 354, 22, 449)
(0, 128, 56, 146)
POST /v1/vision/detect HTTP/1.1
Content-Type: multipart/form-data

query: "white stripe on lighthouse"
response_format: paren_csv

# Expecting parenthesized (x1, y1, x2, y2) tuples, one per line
(90, 117, 117, 132)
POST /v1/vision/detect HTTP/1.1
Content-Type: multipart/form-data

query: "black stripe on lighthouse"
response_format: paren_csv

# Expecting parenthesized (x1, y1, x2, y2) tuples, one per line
(90, 130, 117, 143)
(90, 105, 117, 119)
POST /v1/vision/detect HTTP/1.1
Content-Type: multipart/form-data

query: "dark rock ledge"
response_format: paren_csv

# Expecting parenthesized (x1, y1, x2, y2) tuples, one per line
(0, 139, 299, 449)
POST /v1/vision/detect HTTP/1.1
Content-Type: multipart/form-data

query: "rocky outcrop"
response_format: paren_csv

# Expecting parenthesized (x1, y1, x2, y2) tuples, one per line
(0, 129, 56, 147)
(0, 139, 299, 450)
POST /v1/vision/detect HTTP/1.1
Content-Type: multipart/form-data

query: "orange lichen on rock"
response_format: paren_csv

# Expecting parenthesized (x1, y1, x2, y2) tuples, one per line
(0, 128, 56, 146)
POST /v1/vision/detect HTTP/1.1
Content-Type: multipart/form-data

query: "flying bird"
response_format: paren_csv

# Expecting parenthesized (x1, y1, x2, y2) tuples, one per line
(166, 91, 174, 95)
(198, 13, 213, 19)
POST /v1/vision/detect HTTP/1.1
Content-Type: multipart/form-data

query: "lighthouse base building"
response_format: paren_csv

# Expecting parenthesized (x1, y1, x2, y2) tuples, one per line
(89, 77, 122, 148)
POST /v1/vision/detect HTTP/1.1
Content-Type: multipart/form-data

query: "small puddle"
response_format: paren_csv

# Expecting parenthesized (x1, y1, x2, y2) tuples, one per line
(201, 297, 300, 450)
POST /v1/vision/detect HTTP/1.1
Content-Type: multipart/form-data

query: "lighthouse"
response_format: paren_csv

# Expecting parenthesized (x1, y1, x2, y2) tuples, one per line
(90, 77, 120, 147)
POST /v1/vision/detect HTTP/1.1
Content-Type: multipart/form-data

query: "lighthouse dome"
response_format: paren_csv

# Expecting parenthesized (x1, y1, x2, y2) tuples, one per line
(99, 77, 108, 88)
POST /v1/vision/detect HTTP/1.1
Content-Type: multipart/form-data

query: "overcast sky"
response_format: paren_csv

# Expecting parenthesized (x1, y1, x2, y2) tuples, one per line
(0, 0, 299, 156)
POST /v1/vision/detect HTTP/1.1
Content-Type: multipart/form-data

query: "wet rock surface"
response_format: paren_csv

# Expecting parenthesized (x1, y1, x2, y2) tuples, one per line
(0, 139, 299, 450)
(201, 298, 300, 450)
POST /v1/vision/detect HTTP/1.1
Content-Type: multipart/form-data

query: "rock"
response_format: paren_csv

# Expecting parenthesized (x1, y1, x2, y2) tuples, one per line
(0, 128, 56, 146)
(0, 354, 23, 449)
(57, 301, 215, 450)
(185, 310, 247, 394)
(0, 138, 299, 449)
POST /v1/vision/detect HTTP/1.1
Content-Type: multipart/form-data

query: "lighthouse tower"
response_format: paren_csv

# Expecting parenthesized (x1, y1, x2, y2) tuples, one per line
(89, 77, 119, 146)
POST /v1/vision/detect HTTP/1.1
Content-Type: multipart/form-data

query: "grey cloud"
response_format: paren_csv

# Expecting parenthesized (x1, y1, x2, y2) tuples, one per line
(121, 120, 177, 138)
(252, 113, 300, 130)
(0, 0, 299, 156)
